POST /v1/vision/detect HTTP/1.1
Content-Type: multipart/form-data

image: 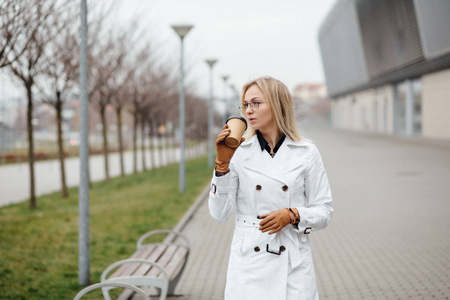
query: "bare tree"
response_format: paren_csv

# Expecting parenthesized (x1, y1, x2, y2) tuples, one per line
(7, 0, 61, 208)
(126, 49, 154, 174)
(89, 30, 127, 181)
(110, 34, 146, 177)
(186, 93, 208, 158)
(39, 2, 79, 197)
(145, 66, 178, 167)
(112, 83, 130, 177)
(0, 0, 34, 68)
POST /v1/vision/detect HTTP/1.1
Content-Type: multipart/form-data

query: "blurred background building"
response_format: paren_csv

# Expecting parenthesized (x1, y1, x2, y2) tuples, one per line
(319, 0, 450, 140)
(293, 82, 331, 119)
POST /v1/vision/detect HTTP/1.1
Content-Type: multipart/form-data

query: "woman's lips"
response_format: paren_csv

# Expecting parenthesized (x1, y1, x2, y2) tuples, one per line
(249, 118, 256, 123)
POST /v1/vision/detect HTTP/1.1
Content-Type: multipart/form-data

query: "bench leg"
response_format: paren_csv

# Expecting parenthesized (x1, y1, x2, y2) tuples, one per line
(101, 287, 113, 300)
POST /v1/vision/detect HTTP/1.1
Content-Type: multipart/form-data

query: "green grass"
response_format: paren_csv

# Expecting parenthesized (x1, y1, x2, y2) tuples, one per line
(0, 156, 213, 299)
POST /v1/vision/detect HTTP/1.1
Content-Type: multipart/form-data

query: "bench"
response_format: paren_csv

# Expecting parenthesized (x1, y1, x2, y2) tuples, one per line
(74, 282, 151, 300)
(100, 229, 190, 300)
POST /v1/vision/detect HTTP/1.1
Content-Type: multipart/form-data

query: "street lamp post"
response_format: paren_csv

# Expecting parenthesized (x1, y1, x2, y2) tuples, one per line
(205, 59, 218, 168)
(230, 84, 239, 116)
(171, 24, 193, 193)
(221, 75, 229, 124)
(79, 0, 90, 286)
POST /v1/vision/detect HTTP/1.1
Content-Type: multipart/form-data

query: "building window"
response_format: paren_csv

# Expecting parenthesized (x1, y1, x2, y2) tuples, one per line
(412, 78, 422, 136)
(394, 78, 422, 136)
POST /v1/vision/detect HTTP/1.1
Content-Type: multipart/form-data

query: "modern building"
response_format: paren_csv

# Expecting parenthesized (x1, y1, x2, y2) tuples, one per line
(318, 0, 450, 140)
(293, 83, 328, 105)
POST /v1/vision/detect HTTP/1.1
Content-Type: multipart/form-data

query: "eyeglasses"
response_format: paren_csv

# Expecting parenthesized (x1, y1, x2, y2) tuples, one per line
(239, 101, 266, 113)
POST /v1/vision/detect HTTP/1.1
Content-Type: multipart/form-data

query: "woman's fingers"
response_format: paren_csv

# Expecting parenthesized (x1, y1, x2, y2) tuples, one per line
(215, 129, 231, 144)
(260, 219, 277, 232)
(258, 214, 273, 226)
(268, 226, 282, 235)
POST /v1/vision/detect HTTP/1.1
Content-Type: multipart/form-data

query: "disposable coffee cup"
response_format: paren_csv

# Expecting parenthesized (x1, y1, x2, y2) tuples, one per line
(225, 116, 247, 148)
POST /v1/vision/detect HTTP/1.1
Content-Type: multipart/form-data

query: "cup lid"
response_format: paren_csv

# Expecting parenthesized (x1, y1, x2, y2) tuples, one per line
(226, 116, 247, 130)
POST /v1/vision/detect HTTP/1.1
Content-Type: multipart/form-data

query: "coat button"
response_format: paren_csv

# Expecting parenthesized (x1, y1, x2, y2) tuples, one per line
(256, 185, 262, 191)
(254, 246, 260, 252)
(282, 185, 288, 191)
(280, 246, 286, 252)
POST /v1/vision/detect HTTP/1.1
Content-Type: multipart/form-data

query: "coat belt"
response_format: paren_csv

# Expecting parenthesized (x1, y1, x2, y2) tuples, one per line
(235, 215, 260, 227)
(235, 214, 304, 268)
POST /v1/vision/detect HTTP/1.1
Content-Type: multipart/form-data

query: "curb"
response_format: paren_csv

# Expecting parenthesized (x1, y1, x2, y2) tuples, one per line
(164, 184, 210, 244)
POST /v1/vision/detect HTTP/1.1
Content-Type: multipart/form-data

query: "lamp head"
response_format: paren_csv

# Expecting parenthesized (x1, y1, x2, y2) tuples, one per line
(171, 24, 194, 39)
(205, 59, 218, 68)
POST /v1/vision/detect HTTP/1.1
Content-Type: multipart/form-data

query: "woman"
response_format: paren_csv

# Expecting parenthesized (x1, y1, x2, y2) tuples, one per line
(209, 76, 333, 300)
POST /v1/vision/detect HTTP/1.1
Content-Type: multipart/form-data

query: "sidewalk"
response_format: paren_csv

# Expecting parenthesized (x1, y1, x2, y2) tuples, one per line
(169, 118, 450, 299)
(0, 144, 205, 206)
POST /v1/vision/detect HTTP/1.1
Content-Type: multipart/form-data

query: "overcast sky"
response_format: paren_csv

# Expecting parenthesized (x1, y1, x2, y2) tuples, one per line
(0, 0, 336, 101)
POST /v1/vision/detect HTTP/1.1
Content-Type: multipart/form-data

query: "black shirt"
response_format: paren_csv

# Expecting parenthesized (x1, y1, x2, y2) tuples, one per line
(256, 130, 286, 158)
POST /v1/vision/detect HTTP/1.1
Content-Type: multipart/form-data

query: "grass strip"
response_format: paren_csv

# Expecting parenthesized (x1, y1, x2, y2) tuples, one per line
(0, 156, 213, 299)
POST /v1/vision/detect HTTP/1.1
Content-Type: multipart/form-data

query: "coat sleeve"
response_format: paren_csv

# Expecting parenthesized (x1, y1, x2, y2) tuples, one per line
(294, 145, 333, 234)
(208, 159, 239, 223)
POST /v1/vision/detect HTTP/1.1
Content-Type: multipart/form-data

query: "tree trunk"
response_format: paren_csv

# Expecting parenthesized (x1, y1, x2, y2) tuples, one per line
(100, 104, 110, 181)
(132, 113, 138, 174)
(164, 131, 170, 166)
(152, 119, 159, 168)
(56, 95, 68, 197)
(140, 117, 147, 171)
(147, 118, 155, 169)
(170, 128, 175, 164)
(116, 106, 125, 177)
(26, 83, 36, 209)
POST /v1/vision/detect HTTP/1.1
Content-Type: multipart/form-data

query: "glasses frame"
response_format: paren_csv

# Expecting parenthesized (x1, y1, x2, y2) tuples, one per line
(239, 101, 266, 113)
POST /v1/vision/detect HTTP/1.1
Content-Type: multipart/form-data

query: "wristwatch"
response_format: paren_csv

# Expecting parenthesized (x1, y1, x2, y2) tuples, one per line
(215, 170, 230, 177)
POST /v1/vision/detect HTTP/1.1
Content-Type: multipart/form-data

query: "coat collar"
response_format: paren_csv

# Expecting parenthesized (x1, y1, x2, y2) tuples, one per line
(239, 134, 310, 183)
(240, 134, 310, 148)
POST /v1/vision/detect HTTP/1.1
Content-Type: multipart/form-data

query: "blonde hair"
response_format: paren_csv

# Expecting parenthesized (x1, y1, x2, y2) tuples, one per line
(240, 76, 301, 141)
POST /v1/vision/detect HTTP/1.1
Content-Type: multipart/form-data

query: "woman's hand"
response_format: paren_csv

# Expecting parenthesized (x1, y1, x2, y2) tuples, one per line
(258, 208, 291, 235)
(215, 124, 245, 173)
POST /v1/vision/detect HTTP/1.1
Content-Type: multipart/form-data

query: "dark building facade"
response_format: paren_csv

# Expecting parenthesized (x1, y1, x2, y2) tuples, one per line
(319, 0, 450, 140)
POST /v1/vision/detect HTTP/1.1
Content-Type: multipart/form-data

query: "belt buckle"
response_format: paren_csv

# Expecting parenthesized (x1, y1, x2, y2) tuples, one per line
(266, 244, 286, 255)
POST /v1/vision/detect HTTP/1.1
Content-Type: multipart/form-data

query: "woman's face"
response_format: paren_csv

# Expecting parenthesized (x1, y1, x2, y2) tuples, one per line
(243, 84, 275, 133)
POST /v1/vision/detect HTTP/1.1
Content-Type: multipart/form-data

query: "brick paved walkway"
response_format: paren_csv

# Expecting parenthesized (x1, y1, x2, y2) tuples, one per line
(167, 118, 450, 300)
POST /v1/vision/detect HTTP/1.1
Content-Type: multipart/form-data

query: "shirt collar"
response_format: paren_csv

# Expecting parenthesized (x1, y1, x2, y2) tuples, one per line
(256, 130, 286, 154)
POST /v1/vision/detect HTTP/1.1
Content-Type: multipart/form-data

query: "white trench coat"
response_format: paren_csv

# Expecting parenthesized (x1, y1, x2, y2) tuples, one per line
(209, 135, 333, 300)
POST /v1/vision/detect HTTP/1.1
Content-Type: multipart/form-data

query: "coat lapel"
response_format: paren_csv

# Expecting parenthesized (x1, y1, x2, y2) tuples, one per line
(240, 135, 309, 184)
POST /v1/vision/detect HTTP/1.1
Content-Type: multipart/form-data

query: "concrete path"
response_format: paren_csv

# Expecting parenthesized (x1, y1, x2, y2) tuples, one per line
(0, 144, 205, 206)
(165, 117, 450, 299)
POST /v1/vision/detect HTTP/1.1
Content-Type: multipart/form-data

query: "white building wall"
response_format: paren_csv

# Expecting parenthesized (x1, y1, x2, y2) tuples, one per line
(422, 69, 450, 140)
(331, 84, 395, 134)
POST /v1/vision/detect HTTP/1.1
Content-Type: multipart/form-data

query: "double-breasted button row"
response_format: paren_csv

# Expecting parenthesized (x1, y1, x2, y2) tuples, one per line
(255, 184, 289, 191)
(254, 246, 260, 252)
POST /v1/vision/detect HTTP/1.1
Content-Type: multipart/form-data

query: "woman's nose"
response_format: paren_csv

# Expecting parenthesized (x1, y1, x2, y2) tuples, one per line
(245, 105, 253, 114)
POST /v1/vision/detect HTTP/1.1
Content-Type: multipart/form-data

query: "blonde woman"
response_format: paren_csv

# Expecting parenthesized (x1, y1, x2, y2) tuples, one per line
(209, 76, 333, 299)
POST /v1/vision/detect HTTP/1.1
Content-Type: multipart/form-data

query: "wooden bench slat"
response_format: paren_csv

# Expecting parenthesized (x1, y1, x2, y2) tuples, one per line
(116, 244, 175, 300)
(129, 244, 168, 277)
(117, 288, 134, 300)
(144, 244, 179, 279)
(164, 247, 189, 280)
(110, 244, 158, 278)
(106, 231, 190, 300)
